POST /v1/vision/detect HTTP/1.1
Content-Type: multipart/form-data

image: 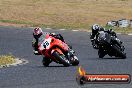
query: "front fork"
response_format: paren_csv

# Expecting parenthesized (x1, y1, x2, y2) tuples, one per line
(66, 49, 75, 61)
(114, 38, 124, 51)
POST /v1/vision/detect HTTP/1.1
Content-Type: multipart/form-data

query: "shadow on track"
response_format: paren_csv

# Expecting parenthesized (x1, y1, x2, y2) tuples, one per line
(87, 57, 126, 61)
(102, 57, 126, 59)
(37, 65, 76, 68)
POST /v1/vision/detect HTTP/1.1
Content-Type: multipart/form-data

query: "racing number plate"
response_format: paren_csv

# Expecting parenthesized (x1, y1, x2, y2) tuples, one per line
(43, 38, 51, 49)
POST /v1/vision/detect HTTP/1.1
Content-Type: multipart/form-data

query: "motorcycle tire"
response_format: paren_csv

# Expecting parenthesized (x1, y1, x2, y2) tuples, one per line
(70, 56, 79, 66)
(52, 51, 70, 67)
(112, 44, 126, 59)
(42, 57, 52, 67)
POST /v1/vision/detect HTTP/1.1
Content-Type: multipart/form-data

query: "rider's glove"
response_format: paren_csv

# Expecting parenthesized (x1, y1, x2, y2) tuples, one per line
(33, 50, 41, 55)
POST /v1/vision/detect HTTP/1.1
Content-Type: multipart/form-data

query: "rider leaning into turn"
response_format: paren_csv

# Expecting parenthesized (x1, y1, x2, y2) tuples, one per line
(90, 24, 122, 49)
(32, 27, 65, 55)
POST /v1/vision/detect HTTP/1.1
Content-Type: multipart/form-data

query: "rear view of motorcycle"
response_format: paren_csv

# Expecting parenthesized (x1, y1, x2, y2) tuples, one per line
(92, 31, 126, 59)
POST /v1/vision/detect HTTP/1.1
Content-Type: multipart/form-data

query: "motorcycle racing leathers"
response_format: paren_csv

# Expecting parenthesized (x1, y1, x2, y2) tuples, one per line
(90, 28, 122, 49)
(32, 32, 65, 55)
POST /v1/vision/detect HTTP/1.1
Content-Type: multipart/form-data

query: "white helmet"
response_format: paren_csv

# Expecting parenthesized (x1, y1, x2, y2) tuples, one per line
(92, 24, 100, 31)
(33, 27, 43, 35)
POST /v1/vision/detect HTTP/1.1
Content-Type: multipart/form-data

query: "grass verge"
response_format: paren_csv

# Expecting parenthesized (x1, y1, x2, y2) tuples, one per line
(0, 54, 16, 66)
(0, 0, 132, 32)
(105, 25, 132, 34)
(113, 27, 132, 34)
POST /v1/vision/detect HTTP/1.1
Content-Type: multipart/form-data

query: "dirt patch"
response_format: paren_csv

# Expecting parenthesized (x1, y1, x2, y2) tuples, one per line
(0, 0, 132, 29)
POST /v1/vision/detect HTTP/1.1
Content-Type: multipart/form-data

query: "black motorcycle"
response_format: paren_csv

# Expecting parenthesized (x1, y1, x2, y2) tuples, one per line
(95, 31, 126, 59)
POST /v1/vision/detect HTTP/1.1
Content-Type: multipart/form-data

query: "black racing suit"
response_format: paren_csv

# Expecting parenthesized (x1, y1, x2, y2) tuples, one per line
(90, 29, 121, 49)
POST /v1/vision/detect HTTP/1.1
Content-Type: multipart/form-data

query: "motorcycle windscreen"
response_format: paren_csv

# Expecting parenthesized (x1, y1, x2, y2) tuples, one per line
(98, 31, 111, 43)
(38, 34, 47, 43)
(38, 34, 52, 50)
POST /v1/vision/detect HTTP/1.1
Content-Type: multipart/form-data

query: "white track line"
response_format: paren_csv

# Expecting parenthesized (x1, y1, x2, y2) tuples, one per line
(59, 29, 66, 30)
(117, 33, 122, 34)
(45, 28, 52, 30)
(72, 30, 79, 32)
(128, 34, 132, 35)
(44, 28, 132, 36)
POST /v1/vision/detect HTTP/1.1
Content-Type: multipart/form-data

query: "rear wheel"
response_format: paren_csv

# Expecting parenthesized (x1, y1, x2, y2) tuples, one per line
(52, 51, 70, 67)
(42, 57, 52, 67)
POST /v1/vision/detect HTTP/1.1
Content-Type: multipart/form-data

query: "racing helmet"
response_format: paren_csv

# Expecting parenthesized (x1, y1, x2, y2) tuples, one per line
(92, 24, 100, 31)
(33, 27, 43, 35)
(91, 24, 100, 34)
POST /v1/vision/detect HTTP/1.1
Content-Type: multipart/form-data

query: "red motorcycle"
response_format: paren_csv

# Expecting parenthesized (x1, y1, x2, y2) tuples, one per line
(38, 33, 79, 67)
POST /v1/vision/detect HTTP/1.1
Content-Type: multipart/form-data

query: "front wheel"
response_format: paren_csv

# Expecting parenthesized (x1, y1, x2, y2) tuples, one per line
(121, 52, 126, 59)
(112, 44, 126, 59)
(52, 51, 70, 67)
(70, 56, 79, 66)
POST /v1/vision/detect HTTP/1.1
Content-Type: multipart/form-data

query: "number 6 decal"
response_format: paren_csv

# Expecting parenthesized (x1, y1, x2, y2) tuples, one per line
(44, 41, 49, 46)
(43, 38, 51, 49)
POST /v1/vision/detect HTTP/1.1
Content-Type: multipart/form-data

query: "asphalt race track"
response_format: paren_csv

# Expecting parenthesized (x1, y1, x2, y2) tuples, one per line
(0, 26, 132, 88)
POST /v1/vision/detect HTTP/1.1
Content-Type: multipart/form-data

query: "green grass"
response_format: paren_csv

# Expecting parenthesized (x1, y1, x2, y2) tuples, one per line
(113, 27, 132, 34)
(0, 54, 16, 66)
(105, 25, 132, 34)
(0, 19, 33, 25)
(0, 19, 49, 28)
